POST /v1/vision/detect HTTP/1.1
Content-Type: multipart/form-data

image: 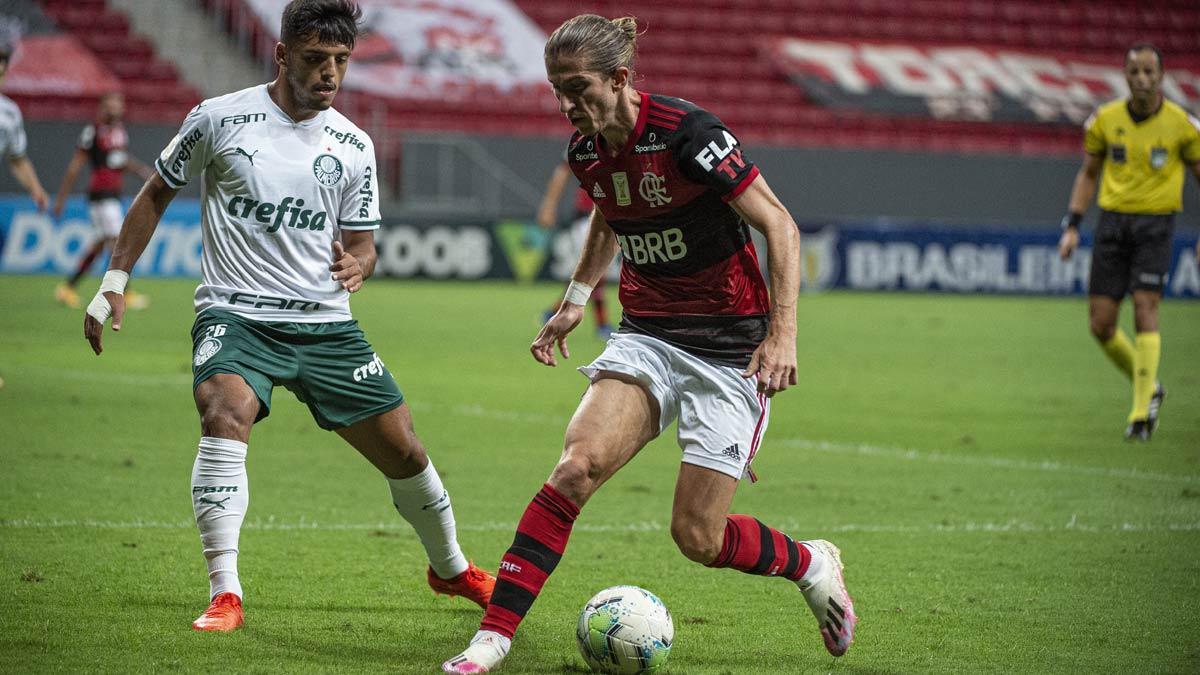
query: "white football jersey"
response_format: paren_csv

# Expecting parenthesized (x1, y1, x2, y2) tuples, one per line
(156, 84, 380, 322)
(0, 95, 29, 160)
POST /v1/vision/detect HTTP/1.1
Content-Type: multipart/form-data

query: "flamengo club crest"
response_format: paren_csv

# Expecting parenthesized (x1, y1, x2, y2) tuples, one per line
(313, 154, 344, 186)
(638, 171, 672, 207)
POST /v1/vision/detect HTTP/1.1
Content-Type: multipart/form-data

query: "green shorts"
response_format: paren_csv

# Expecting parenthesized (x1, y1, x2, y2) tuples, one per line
(191, 309, 404, 430)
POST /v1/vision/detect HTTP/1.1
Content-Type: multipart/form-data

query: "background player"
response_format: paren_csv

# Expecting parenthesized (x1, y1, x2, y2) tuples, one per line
(82, 0, 494, 632)
(443, 14, 855, 673)
(1058, 43, 1200, 441)
(53, 92, 154, 309)
(536, 158, 612, 338)
(0, 42, 49, 213)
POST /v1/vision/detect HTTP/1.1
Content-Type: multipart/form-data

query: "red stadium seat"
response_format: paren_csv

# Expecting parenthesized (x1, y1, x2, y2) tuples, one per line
(79, 0, 1187, 157)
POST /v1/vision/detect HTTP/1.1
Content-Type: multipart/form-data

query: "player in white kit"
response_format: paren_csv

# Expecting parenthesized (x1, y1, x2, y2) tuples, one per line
(82, 0, 494, 632)
(0, 42, 49, 212)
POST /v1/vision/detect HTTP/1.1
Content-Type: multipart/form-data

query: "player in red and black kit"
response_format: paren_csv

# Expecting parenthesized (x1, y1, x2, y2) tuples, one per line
(53, 92, 153, 309)
(536, 156, 613, 338)
(443, 14, 856, 673)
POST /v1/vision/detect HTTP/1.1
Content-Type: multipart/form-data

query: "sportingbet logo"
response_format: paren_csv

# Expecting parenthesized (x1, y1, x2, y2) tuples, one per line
(616, 228, 687, 265)
(358, 166, 375, 219)
(324, 126, 366, 151)
(226, 195, 329, 232)
(352, 353, 386, 382)
(693, 130, 746, 178)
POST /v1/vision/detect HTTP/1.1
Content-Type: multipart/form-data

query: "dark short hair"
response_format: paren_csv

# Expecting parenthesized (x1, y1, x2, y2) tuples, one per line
(1125, 42, 1163, 70)
(280, 0, 363, 49)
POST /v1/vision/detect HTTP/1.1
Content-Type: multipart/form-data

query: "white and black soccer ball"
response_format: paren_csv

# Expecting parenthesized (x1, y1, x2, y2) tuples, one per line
(576, 585, 674, 673)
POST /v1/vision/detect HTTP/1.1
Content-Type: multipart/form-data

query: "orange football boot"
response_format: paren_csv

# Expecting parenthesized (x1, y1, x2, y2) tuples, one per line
(191, 592, 244, 632)
(427, 562, 496, 609)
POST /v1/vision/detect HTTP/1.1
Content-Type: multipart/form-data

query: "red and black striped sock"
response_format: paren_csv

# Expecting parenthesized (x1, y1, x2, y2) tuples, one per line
(706, 514, 811, 581)
(480, 483, 580, 638)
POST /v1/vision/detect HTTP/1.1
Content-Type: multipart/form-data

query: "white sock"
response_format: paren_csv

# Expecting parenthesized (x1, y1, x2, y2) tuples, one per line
(387, 460, 468, 579)
(799, 541, 825, 585)
(192, 437, 249, 599)
(472, 629, 512, 651)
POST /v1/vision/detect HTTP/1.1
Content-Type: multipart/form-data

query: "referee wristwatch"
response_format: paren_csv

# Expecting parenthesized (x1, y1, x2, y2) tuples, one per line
(1061, 212, 1083, 231)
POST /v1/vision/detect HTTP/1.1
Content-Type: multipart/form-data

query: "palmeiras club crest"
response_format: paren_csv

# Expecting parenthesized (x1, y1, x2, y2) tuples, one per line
(313, 154, 344, 186)
(194, 337, 223, 366)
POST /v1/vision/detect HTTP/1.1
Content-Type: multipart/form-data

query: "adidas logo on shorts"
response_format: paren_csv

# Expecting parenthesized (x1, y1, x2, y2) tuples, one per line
(722, 443, 741, 461)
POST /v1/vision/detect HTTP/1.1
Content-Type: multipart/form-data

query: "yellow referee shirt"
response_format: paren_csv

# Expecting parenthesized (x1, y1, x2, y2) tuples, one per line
(1084, 98, 1200, 214)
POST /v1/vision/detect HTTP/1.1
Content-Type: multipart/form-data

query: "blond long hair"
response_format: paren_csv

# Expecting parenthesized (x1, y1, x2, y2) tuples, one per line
(544, 14, 639, 76)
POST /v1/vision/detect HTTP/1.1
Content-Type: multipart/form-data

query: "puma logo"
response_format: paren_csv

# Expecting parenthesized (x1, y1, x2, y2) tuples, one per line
(198, 496, 231, 510)
(234, 147, 259, 165)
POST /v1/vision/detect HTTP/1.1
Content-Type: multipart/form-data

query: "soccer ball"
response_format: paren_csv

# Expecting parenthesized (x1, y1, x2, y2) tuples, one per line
(576, 585, 674, 673)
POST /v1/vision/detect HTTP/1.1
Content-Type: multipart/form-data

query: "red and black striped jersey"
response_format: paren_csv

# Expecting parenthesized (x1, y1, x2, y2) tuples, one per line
(78, 121, 129, 200)
(567, 92, 768, 368)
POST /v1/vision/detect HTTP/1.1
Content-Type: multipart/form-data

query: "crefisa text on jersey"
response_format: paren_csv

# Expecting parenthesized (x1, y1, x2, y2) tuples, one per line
(358, 166, 374, 219)
(170, 129, 204, 177)
(324, 126, 366, 151)
(225, 195, 330, 232)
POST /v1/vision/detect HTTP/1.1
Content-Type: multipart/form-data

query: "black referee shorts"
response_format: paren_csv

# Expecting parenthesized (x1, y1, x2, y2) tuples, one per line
(1088, 210, 1175, 299)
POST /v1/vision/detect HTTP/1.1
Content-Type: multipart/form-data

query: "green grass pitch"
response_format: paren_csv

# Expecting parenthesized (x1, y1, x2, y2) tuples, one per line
(1, 274, 1198, 673)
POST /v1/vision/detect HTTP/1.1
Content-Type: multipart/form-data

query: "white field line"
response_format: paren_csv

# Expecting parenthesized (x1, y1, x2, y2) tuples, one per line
(1, 517, 1198, 535)
(776, 439, 1200, 484)
(431, 403, 1200, 485)
(5, 368, 1195, 485)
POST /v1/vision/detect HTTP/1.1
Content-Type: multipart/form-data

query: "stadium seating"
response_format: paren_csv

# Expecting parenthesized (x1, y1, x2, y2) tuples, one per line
(510, 0, 1199, 154)
(57, 0, 1198, 156)
(24, 0, 202, 123)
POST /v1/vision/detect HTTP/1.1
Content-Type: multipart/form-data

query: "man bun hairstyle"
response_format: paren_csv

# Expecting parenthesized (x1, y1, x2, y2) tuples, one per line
(545, 14, 639, 76)
(281, 0, 363, 49)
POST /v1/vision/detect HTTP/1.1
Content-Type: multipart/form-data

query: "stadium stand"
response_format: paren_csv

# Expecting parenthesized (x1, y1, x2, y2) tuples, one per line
(22, 0, 201, 123)
(193, 0, 1199, 156)
(24, 0, 1198, 156)
(514, 0, 1200, 154)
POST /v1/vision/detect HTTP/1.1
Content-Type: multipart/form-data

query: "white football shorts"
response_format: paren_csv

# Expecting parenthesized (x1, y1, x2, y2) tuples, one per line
(88, 198, 124, 239)
(579, 331, 769, 481)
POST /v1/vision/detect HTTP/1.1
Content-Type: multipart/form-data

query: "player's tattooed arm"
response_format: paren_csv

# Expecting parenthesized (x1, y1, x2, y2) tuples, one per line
(332, 229, 376, 293)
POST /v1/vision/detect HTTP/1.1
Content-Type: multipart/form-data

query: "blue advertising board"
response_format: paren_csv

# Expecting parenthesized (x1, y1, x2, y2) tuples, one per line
(794, 223, 1199, 298)
(2, 195, 1197, 297)
(0, 196, 203, 278)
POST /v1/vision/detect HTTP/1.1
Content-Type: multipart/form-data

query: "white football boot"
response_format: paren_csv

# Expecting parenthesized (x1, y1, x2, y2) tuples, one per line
(797, 539, 857, 657)
(442, 630, 511, 673)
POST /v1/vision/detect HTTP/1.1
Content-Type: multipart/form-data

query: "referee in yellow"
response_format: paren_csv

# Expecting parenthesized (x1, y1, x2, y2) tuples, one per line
(1059, 43, 1200, 441)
